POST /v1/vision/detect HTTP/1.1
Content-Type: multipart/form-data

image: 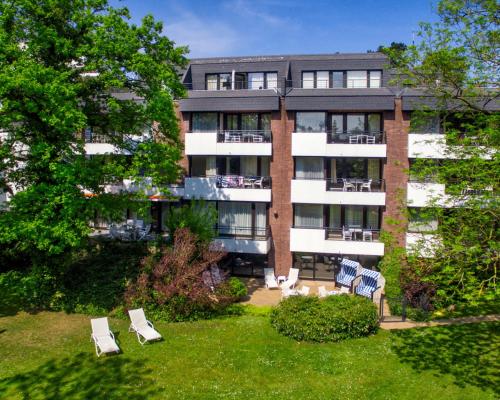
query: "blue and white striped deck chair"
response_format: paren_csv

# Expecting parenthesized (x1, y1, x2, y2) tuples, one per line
(355, 269, 381, 299)
(335, 259, 361, 290)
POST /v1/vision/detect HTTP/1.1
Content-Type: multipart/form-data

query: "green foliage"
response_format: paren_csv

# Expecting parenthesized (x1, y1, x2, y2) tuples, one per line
(216, 277, 248, 299)
(270, 295, 379, 343)
(376, 42, 408, 67)
(385, 0, 500, 313)
(0, 241, 146, 316)
(0, 267, 56, 313)
(164, 200, 218, 244)
(0, 0, 187, 260)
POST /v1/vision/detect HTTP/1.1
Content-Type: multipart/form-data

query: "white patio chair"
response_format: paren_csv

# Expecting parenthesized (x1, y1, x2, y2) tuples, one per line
(298, 286, 310, 296)
(280, 268, 299, 289)
(360, 179, 372, 192)
(342, 226, 352, 241)
(264, 268, 279, 289)
(342, 179, 356, 192)
(366, 135, 376, 144)
(90, 317, 120, 357)
(363, 230, 373, 241)
(349, 135, 359, 144)
(318, 286, 329, 298)
(281, 287, 298, 298)
(252, 177, 264, 189)
(252, 134, 264, 143)
(128, 308, 162, 345)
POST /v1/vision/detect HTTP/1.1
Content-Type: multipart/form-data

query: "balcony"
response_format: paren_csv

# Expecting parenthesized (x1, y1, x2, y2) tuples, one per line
(290, 227, 385, 256)
(408, 134, 493, 159)
(292, 131, 386, 158)
(406, 232, 441, 258)
(291, 178, 386, 206)
(184, 176, 271, 202)
(185, 131, 272, 156)
(212, 226, 271, 254)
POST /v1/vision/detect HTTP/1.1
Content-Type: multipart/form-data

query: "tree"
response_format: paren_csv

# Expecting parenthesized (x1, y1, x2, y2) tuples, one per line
(395, 0, 499, 309)
(376, 42, 408, 67)
(0, 0, 188, 262)
(124, 228, 245, 321)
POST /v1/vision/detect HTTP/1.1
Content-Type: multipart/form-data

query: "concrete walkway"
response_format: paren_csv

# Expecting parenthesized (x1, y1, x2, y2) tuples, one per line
(380, 314, 500, 330)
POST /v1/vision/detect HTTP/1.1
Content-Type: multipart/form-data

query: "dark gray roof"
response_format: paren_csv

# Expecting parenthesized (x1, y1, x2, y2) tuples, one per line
(188, 52, 389, 64)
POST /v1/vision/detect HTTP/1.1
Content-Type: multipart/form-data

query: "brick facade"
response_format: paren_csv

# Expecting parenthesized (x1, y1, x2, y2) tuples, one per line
(268, 98, 294, 275)
(382, 98, 410, 247)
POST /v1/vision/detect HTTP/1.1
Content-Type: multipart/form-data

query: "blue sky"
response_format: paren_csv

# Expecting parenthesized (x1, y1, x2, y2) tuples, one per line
(110, 0, 439, 58)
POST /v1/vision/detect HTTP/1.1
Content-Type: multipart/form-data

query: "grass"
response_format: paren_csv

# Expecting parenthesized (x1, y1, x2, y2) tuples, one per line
(0, 312, 498, 400)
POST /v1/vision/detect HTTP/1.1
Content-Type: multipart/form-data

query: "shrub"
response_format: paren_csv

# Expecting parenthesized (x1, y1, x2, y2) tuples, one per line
(216, 277, 248, 300)
(0, 266, 56, 313)
(125, 228, 243, 322)
(270, 295, 379, 343)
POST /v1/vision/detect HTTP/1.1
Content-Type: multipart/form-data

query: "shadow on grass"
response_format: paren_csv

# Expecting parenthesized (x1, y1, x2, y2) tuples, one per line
(391, 322, 500, 396)
(0, 352, 159, 399)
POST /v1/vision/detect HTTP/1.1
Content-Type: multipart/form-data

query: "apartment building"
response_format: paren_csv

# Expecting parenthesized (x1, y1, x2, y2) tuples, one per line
(173, 53, 414, 279)
(12, 52, 494, 280)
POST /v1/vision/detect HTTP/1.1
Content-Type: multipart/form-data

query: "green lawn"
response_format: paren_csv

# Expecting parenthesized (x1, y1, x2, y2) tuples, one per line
(0, 312, 498, 400)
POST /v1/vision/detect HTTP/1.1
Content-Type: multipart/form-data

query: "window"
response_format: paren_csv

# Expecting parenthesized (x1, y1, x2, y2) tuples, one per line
(296, 112, 326, 132)
(223, 113, 271, 132)
(260, 114, 271, 131)
(347, 114, 365, 133)
(368, 114, 381, 133)
(225, 114, 239, 130)
(218, 202, 252, 236)
(366, 207, 380, 229)
(295, 157, 324, 179)
(192, 113, 218, 132)
(206, 74, 218, 90)
(241, 114, 258, 131)
(302, 72, 314, 88)
(335, 158, 366, 179)
(191, 156, 207, 177)
(294, 204, 323, 228)
(220, 73, 231, 90)
(248, 73, 264, 90)
(331, 72, 343, 88)
(370, 71, 381, 88)
(266, 73, 278, 89)
(345, 206, 363, 227)
(331, 115, 344, 133)
(347, 71, 368, 88)
(316, 71, 329, 88)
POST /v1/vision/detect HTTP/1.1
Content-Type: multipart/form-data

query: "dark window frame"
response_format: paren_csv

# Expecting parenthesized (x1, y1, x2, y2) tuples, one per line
(302, 70, 383, 88)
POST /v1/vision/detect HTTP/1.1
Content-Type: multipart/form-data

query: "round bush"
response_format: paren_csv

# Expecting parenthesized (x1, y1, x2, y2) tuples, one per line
(270, 294, 379, 342)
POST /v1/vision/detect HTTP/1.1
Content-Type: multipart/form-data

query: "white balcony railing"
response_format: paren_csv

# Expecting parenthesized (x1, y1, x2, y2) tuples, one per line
(292, 132, 386, 158)
(290, 227, 385, 256)
(291, 179, 386, 206)
(184, 176, 271, 202)
(185, 131, 272, 156)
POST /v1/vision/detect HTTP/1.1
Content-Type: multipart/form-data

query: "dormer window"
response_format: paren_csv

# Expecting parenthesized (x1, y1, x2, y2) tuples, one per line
(302, 70, 382, 88)
(206, 72, 278, 90)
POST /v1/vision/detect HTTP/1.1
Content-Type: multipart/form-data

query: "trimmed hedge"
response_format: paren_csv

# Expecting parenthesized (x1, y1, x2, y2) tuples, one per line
(270, 294, 379, 342)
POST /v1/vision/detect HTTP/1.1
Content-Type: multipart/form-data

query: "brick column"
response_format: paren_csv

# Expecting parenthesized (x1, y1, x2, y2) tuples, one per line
(174, 103, 189, 176)
(268, 98, 294, 276)
(382, 97, 410, 247)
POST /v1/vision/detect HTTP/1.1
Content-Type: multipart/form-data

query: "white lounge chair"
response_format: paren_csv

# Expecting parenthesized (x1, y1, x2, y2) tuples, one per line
(298, 286, 310, 296)
(280, 268, 299, 289)
(264, 268, 279, 289)
(128, 308, 162, 345)
(90, 317, 120, 357)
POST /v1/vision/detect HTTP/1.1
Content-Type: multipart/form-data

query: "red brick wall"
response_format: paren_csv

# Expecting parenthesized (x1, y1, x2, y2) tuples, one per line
(268, 98, 294, 276)
(382, 98, 410, 247)
(175, 104, 189, 177)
